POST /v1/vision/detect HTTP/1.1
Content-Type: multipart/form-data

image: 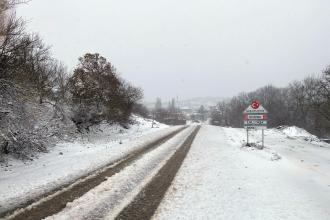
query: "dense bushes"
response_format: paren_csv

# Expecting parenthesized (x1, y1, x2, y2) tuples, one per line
(68, 53, 143, 130)
(0, 80, 45, 158)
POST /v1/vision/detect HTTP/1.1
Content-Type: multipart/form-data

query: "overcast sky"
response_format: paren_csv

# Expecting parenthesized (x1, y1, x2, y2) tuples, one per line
(16, 0, 330, 101)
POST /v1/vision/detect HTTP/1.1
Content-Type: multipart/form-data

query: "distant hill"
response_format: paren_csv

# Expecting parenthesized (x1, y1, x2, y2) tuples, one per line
(144, 97, 225, 110)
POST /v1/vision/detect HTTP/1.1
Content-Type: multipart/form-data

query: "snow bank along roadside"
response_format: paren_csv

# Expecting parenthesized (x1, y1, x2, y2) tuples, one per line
(153, 125, 330, 220)
(0, 117, 177, 215)
(45, 126, 198, 220)
(223, 126, 330, 185)
(278, 125, 322, 143)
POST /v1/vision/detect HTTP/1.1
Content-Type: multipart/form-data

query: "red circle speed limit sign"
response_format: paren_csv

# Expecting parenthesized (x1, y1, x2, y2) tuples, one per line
(251, 100, 260, 109)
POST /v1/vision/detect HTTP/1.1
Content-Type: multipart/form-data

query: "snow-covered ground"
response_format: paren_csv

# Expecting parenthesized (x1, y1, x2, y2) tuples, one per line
(0, 116, 173, 214)
(45, 126, 197, 220)
(154, 125, 330, 220)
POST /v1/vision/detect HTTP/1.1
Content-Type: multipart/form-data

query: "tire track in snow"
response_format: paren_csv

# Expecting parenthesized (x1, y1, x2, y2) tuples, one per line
(114, 125, 201, 220)
(3, 126, 186, 220)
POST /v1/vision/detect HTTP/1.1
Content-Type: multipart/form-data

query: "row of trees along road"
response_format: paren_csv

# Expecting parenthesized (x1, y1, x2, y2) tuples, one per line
(210, 69, 330, 137)
(0, 1, 144, 131)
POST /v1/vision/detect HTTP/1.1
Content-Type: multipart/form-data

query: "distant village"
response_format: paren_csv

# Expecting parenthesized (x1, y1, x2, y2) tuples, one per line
(147, 97, 223, 125)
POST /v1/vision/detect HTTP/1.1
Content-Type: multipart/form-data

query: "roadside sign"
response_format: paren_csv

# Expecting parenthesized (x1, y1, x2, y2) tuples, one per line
(243, 100, 268, 148)
(245, 126, 267, 130)
(243, 105, 268, 114)
(251, 100, 260, 109)
(243, 100, 268, 130)
(244, 120, 267, 125)
(243, 114, 267, 120)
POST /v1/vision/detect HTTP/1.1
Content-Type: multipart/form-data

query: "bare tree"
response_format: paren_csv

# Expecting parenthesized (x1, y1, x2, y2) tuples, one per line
(0, 0, 30, 37)
(53, 61, 69, 101)
(0, 14, 27, 78)
(304, 73, 330, 122)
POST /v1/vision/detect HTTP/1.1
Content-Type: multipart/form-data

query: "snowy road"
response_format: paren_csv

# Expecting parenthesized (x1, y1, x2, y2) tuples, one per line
(154, 125, 330, 220)
(2, 124, 330, 220)
(43, 126, 199, 220)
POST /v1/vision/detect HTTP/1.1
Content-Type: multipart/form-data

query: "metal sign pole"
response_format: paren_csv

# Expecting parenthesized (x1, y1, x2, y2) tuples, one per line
(246, 128, 249, 146)
(261, 129, 264, 149)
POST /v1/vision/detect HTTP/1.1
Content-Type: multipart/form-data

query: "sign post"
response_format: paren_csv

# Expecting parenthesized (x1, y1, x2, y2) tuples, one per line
(262, 129, 264, 148)
(246, 129, 249, 145)
(243, 100, 268, 149)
